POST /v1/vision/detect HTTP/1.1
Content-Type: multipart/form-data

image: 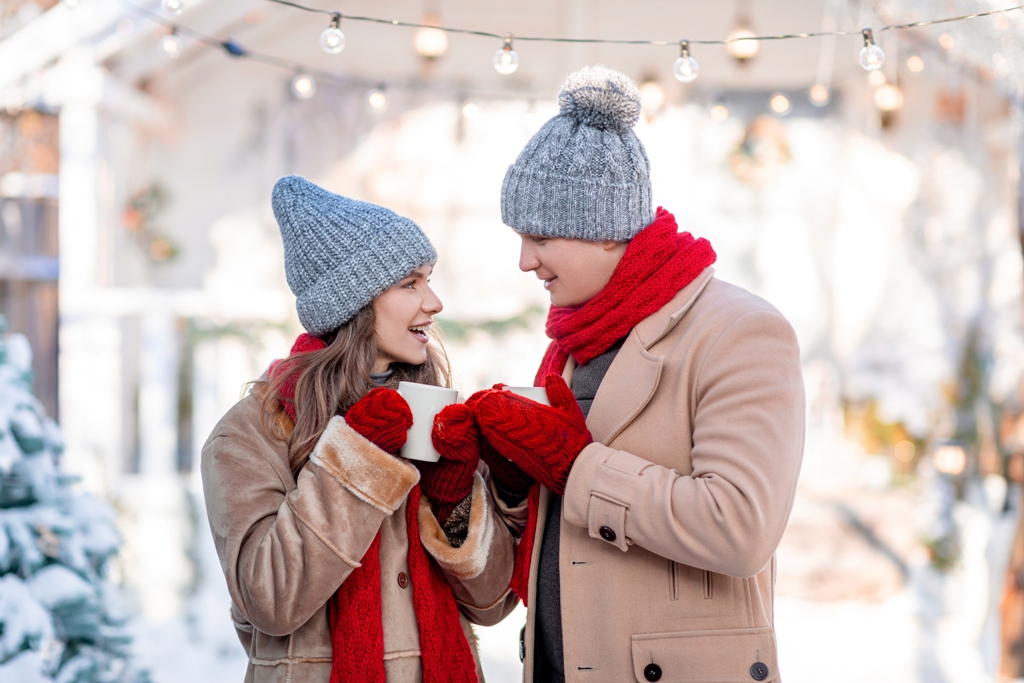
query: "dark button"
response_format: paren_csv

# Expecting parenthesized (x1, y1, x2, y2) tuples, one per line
(397, 572, 409, 589)
(643, 663, 662, 681)
(750, 661, 769, 681)
(599, 526, 617, 542)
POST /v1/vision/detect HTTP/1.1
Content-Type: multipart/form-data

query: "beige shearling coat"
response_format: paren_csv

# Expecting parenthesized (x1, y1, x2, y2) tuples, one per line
(201, 388, 518, 683)
(510, 268, 806, 683)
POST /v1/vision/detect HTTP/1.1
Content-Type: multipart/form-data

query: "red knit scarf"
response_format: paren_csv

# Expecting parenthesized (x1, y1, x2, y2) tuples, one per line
(510, 209, 716, 604)
(270, 335, 478, 683)
(534, 207, 717, 384)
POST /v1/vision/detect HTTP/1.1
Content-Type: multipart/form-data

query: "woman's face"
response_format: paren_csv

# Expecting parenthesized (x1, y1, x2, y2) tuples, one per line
(372, 265, 442, 372)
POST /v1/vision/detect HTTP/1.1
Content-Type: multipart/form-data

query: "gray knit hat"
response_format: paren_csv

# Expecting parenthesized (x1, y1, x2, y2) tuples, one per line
(271, 175, 437, 336)
(501, 65, 654, 241)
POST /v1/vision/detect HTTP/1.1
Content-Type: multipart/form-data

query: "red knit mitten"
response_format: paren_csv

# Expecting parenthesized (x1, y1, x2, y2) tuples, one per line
(344, 388, 413, 455)
(417, 404, 481, 523)
(471, 374, 592, 495)
(464, 388, 535, 498)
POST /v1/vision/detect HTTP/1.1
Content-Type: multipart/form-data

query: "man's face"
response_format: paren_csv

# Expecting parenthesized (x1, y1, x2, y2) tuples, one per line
(518, 234, 627, 307)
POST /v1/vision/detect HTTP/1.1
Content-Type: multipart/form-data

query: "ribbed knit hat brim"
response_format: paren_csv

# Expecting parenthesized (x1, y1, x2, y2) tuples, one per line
(272, 175, 437, 336)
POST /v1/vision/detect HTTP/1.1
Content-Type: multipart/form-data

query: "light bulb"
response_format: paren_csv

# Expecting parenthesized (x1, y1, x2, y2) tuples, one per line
(769, 92, 791, 115)
(808, 84, 830, 106)
(320, 14, 345, 54)
(639, 80, 666, 112)
(368, 90, 387, 111)
(291, 73, 317, 99)
(906, 55, 924, 73)
(673, 40, 699, 83)
(859, 28, 885, 71)
(938, 32, 954, 50)
(874, 82, 903, 112)
(868, 70, 886, 87)
(462, 102, 479, 118)
(493, 34, 519, 75)
(726, 23, 759, 63)
(414, 22, 448, 58)
(162, 0, 184, 14)
(160, 32, 183, 59)
(709, 104, 729, 122)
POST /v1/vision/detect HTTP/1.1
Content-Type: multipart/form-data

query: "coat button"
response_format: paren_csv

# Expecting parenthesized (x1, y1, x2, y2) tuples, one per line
(599, 526, 616, 542)
(643, 663, 662, 681)
(397, 572, 409, 589)
(750, 662, 769, 681)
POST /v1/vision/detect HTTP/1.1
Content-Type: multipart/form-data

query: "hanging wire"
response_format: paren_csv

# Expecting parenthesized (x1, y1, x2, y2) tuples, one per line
(260, 0, 1024, 46)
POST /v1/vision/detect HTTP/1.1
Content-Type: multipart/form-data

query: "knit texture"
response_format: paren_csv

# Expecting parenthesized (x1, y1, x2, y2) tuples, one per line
(272, 175, 438, 336)
(501, 65, 653, 241)
(328, 486, 478, 683)
(416, 403, 480, 524)
(536, 207, 717, 381)
(469, 374, 592, 496)
(270, 337, 477, 683)
(269, 333, 328, 422)
(344, 388, 413, 455)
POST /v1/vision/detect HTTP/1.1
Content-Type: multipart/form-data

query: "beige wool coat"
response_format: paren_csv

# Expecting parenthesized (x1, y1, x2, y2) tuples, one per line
(201, 387, 519, 683)
(506, 267, 806, 683)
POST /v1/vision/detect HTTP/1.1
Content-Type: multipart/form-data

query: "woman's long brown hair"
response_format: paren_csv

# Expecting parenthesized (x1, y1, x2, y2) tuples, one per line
(255, 304, 451, 477)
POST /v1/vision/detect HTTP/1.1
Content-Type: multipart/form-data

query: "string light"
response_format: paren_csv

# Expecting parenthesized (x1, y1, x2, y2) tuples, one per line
(162, 0, 184, 15)
(320, 13, 345, 54)
(726, 20, 760, 63)
(673, 40, 699, 82)
(709, 103, 730, 121)
(639, 79, 666, 113)
(291, 73, 317, 99)
(906, 54, 925, 72)
(874, 82, 904, 111)
(368, 89, 387, 111)
(859, 28, 885, 71)
(868, 69, 886, 86)
(493, 34, 519, 75)
(160, 29, 183, 58)
(414, 16, 449, 58)
(462, 101, 479, 118)
(938, 32, 955, 49)
(808, 84, 830, 106)
(769, 92, 791, 115)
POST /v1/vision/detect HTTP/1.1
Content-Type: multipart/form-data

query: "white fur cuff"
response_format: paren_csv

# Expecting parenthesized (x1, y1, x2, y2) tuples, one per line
(310, 416, 420, 514)
(419, 473, 494, 579)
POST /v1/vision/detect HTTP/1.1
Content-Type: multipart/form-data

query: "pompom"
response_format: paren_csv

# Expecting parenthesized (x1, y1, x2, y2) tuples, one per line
(557, 65, 641, 133)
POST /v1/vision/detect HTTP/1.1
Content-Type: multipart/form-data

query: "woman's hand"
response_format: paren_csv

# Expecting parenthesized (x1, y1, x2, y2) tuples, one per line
(344, 387, 413, 455)
(468, 374, 591, 495)
(418, 404, 481, 524)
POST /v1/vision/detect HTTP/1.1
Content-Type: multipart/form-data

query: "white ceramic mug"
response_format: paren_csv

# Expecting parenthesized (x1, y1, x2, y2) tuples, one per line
(397, 381, 459, 462)
(503, 386, 550, 406)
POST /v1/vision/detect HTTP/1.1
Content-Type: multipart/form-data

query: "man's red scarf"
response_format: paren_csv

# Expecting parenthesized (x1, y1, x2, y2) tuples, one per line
(271, 335, 478, 683)
(511, 208, 716, 603)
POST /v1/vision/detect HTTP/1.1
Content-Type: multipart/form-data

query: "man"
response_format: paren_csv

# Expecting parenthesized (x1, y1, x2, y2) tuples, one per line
(469, 66, 806, 683)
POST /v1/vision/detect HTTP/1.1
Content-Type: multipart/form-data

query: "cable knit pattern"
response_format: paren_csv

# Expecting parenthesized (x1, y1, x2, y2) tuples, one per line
(500, 65, 653, 240)
(536, 207, 716, 379)
(344, 387, 413, 455)
(471, 375, 592, 496)
(417, 404, 481, 523)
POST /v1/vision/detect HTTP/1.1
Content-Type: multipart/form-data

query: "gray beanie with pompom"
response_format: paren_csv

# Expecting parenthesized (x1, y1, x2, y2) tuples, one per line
(500, 65, 653, 241)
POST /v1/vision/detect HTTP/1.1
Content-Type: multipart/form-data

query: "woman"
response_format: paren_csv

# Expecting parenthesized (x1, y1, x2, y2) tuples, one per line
(201, 175, 517, 683)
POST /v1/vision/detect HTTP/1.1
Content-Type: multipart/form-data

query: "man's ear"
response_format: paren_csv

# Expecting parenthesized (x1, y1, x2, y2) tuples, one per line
(602, 239, 628, 253)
